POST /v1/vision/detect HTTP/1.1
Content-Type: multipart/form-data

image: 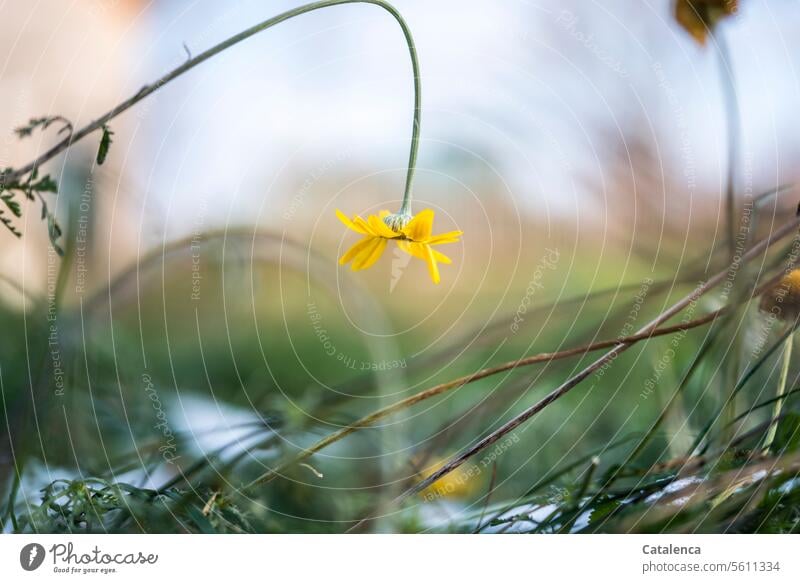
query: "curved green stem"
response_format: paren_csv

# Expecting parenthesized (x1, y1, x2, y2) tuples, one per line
(4, 0, 422, 211)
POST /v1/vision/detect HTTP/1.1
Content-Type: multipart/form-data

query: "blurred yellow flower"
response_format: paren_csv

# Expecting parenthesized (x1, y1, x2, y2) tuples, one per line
(759, 268, 800, 322)
(675, 0, 738, 45)
(336, 208, 462, 284)
(417, 457, 481, 501)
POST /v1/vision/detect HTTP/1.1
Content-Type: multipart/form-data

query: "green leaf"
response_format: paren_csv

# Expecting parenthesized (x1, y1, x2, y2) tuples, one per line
(1, 193, 21, 217)
(15, 116, 72, 139)
(0, 211, 22, 238)
(31, 175, 58, 193)
(588, 497, 621, 525)
(97, 124, 114, 165)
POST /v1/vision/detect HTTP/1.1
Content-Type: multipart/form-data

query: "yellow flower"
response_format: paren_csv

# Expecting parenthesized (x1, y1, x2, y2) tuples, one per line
(416, 457, 481, 500)
(675, 0, 738, 45)
(336, 208, 462, 284)
(759, 268, 800, 322)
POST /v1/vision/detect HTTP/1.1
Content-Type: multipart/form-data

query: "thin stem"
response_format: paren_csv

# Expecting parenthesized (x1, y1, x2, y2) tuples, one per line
(715, 30, 740, 263)
(763, 330, 794, 453)
(2, 1, 421, 211)
(557, 456, 599, 533)
(473, 462, 498, 533)
(728, 387, 800, 427)
(715, 29, 743, 441)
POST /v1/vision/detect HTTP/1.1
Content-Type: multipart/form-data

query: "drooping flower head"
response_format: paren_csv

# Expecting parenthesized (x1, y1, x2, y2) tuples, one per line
(336, 208, 462, 284)
(328, 0, 460, 285)
(675, 0, 738, 45)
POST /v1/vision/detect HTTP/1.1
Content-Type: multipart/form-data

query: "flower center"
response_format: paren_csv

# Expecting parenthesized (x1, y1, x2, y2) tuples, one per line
(383, 212, 412, 233)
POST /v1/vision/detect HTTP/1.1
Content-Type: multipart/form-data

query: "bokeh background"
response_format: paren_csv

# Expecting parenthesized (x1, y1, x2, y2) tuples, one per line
(2, 0, 800, 533)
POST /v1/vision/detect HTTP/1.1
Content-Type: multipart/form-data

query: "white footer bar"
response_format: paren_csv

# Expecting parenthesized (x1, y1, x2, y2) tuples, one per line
(1, 534, 796, 582)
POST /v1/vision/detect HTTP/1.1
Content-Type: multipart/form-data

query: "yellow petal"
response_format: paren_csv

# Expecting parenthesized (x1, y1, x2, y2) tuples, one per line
(398, 241, 442, 283)
(422, 243, 440, 284)
(353, 215, 376, 236)
(428, 230, 463, 245)
(403, 209, 435, 242)
(339, 236, 376, 265)
(352, 236, 387, 271)
(336, 209, 369, 235)
(432, 248, 452, 264)
(399, 240, 451, 264)
(397, 239, 421, 258)
(368, 214, 402, 239)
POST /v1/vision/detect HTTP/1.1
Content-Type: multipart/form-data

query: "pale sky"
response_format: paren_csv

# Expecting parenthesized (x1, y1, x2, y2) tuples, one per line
(114, 0, 800, 237)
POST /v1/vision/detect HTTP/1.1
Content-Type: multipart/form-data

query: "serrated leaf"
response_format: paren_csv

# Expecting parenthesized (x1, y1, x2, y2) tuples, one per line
(97, 125, 114, 165)
(1, 193, 21, 217)
(0, 212, 22, 238)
